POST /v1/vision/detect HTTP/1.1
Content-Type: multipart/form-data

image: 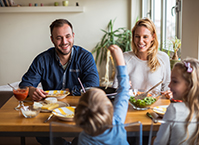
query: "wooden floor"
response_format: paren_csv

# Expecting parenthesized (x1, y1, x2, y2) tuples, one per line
(0, 137, 40, 145)
(0, 137, 74, 145)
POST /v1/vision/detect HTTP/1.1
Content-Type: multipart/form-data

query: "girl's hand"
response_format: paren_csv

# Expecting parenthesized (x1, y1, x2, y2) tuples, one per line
(108, 45, 125, 66)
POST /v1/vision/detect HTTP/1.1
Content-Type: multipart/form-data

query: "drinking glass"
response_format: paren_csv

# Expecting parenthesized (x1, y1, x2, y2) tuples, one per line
(13, 87, 29, 111)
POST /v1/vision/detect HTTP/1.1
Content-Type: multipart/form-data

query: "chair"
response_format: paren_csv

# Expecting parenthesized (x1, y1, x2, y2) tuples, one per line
(0, 91, 13, 108)
(49, 122, 81, 145)
(50, 121, 143, 145)
(148, 119, 199, 145)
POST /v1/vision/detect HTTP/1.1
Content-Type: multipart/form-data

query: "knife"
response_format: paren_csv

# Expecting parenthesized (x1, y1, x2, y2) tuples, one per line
(44, 114, 54, 123)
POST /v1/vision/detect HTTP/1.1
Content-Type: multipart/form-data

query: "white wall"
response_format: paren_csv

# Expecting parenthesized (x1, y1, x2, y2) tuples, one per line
(181, 0, 199, 60)
(0, 0, 140, 85)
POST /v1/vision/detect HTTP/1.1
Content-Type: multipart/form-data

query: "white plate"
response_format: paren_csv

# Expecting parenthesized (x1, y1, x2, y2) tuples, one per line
(45, 90, 70, 100)
(52, 106, 75, 121)
(40, 101, 69, 113)
(153, 105, 168, 117)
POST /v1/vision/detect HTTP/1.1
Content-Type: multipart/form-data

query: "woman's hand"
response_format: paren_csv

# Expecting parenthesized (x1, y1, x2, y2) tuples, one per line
(161, 90, 173, 99)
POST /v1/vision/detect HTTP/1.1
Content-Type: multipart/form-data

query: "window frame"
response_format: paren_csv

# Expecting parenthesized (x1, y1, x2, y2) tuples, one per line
(141, 0, 182, 52)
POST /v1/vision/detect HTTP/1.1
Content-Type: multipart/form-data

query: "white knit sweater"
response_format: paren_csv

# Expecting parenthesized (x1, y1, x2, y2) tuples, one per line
(113, 51, 171, 92)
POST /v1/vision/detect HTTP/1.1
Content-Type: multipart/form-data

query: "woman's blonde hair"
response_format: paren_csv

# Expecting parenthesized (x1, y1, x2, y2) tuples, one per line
(173, 58, 199, 144)
(74, 88, 113, 136)
(132, 18, 160, 72)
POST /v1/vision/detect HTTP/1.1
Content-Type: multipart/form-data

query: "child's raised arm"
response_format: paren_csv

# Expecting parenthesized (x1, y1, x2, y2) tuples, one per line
(108, 45, 125, 66)
(108, 45, 129, 124)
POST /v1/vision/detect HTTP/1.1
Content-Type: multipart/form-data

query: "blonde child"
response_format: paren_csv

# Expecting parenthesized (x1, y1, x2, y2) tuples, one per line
(154, 58, 199, 145)
(74, 45, 130, 145)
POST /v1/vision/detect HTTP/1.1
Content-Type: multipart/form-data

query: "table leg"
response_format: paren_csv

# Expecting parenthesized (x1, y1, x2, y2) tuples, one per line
(21, 137, 25, 145)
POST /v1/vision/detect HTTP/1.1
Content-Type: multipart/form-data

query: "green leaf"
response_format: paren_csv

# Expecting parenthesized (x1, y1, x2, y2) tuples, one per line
(92, 18, 132, 64)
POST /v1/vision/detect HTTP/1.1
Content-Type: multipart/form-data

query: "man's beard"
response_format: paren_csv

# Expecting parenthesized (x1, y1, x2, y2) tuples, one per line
(56, 45, 72, 56)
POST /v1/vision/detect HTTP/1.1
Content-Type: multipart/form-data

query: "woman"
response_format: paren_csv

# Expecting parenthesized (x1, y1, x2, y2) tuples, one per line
(113, 18, 171, 96)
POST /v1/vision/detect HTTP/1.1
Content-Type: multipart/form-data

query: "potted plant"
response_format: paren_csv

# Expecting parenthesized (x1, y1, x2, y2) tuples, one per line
(161, 36, 181, 69)
(92, 19, 132, 87)
(170, 36, 181, 60)
(169, 37, 181, 69)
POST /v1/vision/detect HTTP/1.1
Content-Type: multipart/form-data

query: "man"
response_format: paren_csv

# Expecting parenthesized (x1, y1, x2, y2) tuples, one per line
(19, 19, 99, 101)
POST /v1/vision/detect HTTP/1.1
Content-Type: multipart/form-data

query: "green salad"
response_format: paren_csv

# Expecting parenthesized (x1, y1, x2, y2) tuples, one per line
(129, 96, 157, 108)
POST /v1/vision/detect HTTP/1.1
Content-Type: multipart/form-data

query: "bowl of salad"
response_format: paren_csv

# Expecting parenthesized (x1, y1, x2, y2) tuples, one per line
(129, 89, 161, 110)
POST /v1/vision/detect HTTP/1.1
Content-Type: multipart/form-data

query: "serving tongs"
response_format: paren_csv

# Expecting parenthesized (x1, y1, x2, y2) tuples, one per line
(134, 80, 163, 101)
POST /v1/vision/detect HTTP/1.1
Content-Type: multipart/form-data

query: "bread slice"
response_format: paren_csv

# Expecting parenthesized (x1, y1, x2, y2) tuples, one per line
(41, 103, 59, 110)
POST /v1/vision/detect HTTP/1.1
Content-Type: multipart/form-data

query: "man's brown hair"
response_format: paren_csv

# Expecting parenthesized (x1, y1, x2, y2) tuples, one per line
(50, 19, 73, 35)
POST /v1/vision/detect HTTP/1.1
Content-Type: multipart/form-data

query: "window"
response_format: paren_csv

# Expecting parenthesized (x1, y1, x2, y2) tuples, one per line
(142, 0, 181, 55)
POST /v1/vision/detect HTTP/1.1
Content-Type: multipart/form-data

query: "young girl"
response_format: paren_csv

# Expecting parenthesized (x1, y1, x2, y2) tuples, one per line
(74, 45, 130, 145)
(154, 58, 199, 145)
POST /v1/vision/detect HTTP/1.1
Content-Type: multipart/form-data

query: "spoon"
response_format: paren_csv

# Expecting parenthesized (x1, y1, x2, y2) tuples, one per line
(7, 83, 15, 90)
(134, 80, 163, 100)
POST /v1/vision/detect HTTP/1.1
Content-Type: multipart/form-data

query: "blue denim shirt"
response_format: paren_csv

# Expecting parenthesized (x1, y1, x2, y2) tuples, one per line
(78, 66, 130, 145)
(19, 45, 99, 96)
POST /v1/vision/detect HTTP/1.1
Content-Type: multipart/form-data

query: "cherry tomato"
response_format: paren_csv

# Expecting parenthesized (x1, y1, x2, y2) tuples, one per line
(170, 98, 183, 103)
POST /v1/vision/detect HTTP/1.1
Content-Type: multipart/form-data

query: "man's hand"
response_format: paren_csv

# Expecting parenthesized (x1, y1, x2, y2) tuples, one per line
(29, 86, 48, 101)
(65, 88, 71, 95)
(108, 45, 125, 66)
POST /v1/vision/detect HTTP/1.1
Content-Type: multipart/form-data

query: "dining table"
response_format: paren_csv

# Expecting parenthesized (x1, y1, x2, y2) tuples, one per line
(0, 95, 170, 144)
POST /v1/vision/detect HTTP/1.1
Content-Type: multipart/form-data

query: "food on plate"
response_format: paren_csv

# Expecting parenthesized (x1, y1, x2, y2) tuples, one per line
(45, 97, 57, 104)
(45, 90, 70, 98)
(154, 106, 167, 113)
(153, 105, 168, 117)
(170, 98, 183, 103)
(52, 106, 75, 121)
(33, 102, 43, 109)
(61, 113, 74, 118)
(129, 91, 157, 108)
(46, 93, 65, 97)
(41, 103, 59, 110)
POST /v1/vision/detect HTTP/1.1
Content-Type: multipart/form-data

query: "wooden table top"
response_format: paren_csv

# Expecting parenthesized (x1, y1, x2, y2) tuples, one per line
(0, 95, 170, 133)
